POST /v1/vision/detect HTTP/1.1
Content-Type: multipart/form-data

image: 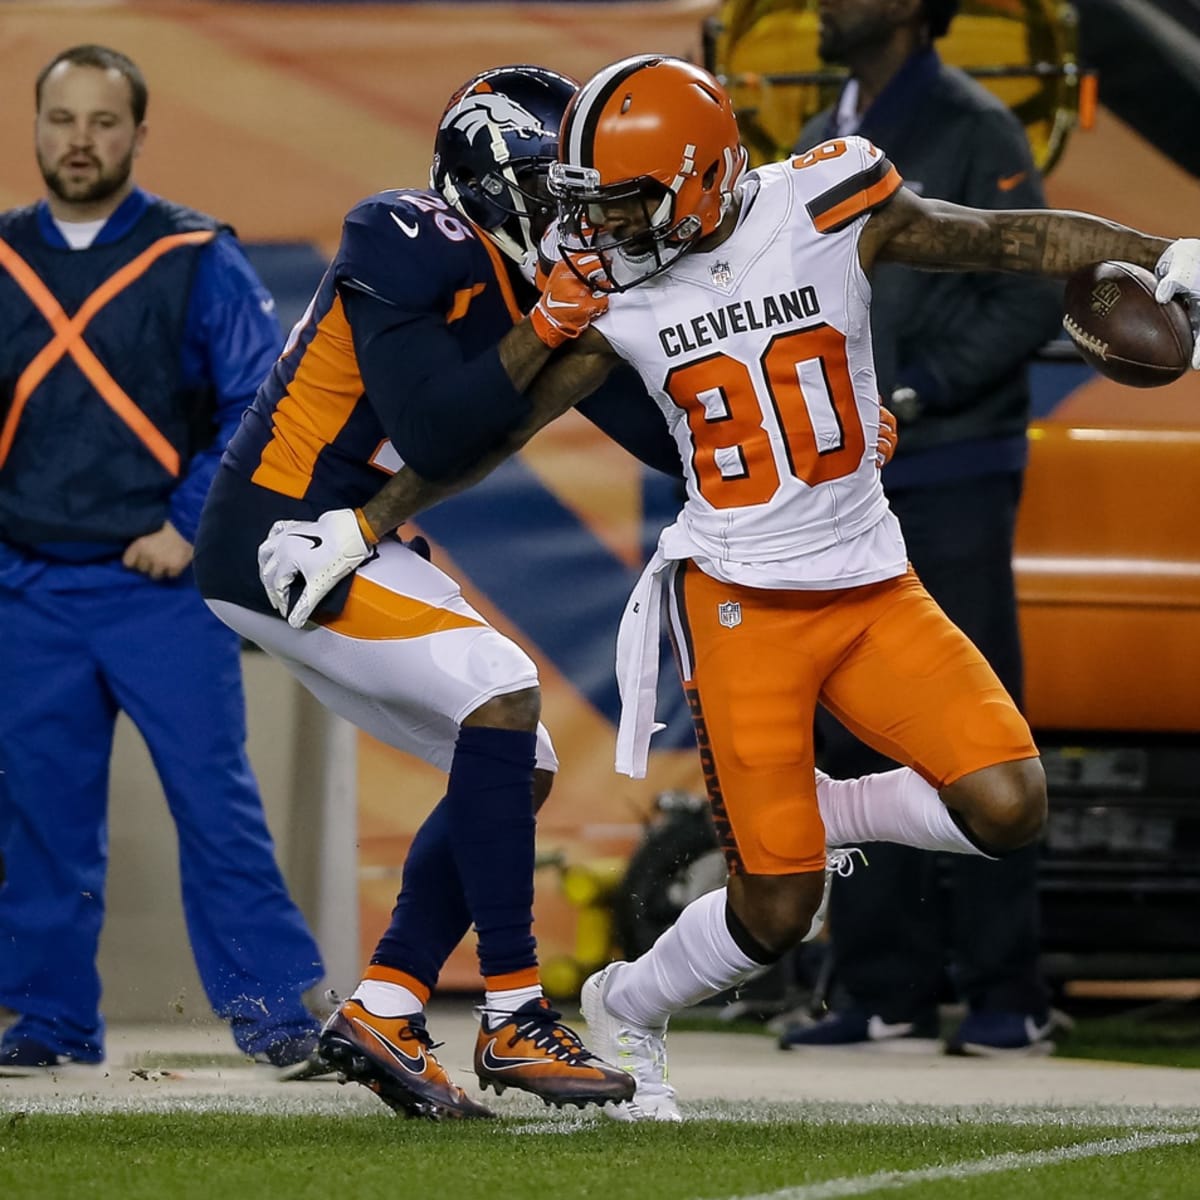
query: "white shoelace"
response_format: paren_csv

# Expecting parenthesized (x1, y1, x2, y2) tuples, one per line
(827, 846, 867, 877)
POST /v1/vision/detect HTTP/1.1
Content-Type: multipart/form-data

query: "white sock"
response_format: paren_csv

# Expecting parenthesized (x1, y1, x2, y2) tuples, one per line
(482, 984, 544, 1029)
(605, 888, 761, 1029)
(350, 979, 423, 1017)
(816, 767, 987, 856)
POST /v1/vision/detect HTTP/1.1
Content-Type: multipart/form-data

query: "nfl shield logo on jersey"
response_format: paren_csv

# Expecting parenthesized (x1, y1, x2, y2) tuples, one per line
(709, 260, 734, 289)
(717, 600, 742, 628)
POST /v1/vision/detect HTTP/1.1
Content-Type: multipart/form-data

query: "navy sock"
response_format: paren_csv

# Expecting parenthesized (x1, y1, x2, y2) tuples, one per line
(370, 795, 471, 990)
(445, 725, 538, 978)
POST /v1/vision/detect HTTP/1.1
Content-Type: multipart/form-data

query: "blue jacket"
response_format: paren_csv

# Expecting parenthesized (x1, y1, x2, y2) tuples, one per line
(0, 188, 281, 581)
(796, 50, 1062, 488)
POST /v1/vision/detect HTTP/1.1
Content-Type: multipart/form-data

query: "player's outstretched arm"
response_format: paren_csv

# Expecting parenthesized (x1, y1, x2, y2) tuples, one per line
(259, 327, 619, 627)
(863, 186, 1174, 276)
(861, 184, 1181, 277)
(354, 258, 617, 546)
(360, 329, 619, 537)
(862, 189, 1200, 369)
(357, 249, 615, 536)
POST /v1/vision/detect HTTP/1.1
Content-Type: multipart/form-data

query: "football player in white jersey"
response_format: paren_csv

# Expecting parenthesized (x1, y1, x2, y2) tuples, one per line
(257, 54, 1200, 1120)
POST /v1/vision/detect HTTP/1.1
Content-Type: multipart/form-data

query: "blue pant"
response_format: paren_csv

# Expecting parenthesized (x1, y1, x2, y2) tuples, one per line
(0, 568, 323, 1060)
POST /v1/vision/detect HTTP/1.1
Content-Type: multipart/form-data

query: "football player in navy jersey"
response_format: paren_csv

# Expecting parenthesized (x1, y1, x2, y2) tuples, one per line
(224, 59, 966, 1123)
(211, 60, 914, 1122)
(252, 53, 1200, 1125)
(194, 65, 651, 1119)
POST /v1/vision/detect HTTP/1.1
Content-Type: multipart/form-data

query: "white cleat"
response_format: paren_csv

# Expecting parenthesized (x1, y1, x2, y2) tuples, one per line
(580, 963, 682, 1123)
(802, 846, 867, 942)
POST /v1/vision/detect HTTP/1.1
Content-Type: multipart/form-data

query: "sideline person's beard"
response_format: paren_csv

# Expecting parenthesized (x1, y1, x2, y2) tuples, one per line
(39, 148, 134, 208)
(818, 11, 897, 63)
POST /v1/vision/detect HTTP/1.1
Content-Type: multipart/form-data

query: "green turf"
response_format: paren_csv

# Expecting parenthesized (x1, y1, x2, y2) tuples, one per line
(1054, 1009, 1200, 1069)
(1, 1113, 1197, 1200)
(129, 1051, 255, 1070)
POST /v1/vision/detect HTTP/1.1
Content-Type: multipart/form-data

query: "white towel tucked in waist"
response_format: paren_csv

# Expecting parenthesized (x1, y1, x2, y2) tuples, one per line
(614, 545, 676, 779)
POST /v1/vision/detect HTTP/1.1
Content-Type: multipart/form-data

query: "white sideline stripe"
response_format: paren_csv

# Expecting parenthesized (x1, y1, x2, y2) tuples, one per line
(721, 1132, 1198, 1200)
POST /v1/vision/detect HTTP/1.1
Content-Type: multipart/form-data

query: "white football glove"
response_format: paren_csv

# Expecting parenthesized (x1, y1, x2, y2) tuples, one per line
(257, 507, 376, 629)
(1154, 238, 1200, 369)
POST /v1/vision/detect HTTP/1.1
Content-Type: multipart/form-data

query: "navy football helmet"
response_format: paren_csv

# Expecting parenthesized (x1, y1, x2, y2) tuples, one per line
(432, 65, 578, 280)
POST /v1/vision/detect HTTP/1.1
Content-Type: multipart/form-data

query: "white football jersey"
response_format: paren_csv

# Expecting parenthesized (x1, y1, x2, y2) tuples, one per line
(597, 136, 908, 590)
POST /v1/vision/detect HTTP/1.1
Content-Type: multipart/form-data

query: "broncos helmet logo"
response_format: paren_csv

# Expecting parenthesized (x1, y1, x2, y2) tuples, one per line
(434, 66, 577, 271)
(441, 92, 548, 160)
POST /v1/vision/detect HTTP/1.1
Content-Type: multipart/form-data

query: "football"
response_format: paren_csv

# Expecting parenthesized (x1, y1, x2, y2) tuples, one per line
(1062, 261, 1192, 387)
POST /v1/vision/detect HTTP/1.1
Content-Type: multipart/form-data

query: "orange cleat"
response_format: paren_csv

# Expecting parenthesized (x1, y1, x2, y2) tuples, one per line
(474, 996, 636, 1109)
(319, 999, 493, 1120)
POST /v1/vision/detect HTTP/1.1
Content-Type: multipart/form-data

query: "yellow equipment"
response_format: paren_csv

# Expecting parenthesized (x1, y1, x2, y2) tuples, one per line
(704, 0, 1096, 172)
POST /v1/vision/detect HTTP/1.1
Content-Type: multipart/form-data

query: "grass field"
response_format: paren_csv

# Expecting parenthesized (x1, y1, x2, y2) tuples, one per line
(1056, 1007, 1200, 1069)
(3, 1003, 1199, 1200)
(2, 1108, 1198, 1200)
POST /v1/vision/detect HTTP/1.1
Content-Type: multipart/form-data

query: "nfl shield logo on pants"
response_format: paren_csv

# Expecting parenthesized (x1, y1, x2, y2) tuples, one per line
(717, 600, 742, 629)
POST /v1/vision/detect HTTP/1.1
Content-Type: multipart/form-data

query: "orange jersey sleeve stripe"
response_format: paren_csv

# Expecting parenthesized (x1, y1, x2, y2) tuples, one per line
(475, 229, 525, 324)
(316, 573, 485, 641)
(809, 163, 902, 234)
(447, 282, 487, 324)
(0, 231, 215, 475)
(250, 292, 362, 497)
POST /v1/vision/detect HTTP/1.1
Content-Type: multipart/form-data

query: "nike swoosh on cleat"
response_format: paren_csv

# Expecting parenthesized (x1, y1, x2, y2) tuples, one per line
(1024, 1016, 1056, 1043)
(479, 1040, 550, 1072)
(290, 533, 323, 549)
(390, 212, 420, 238)
(867, 1016, 916, 1040)
(351, 1017, 427, 1073)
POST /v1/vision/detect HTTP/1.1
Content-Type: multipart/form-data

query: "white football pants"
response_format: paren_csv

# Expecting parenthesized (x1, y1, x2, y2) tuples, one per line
(208, 537, 558, 774)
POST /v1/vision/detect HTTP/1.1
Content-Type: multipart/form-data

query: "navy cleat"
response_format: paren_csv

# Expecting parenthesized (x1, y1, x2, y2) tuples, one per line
(778, 1007, 940, 1051)
(946, 1009, 1072, 1058)
(0, 1035, 100, 1076)
(255, 1031, 339, 1081)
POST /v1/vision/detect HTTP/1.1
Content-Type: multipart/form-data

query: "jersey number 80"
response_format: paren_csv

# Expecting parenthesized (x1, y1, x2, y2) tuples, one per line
(664, 325, 866, 508)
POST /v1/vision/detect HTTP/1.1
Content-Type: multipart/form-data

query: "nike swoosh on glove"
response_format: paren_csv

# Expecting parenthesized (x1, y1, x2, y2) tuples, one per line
(258, 507, 378, 628)
(1154, 238, 1200, 369)
(530, 253, 610, 349)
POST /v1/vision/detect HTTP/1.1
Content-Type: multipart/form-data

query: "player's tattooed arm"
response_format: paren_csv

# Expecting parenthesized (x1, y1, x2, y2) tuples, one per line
(359, 330, 620, 537)
(862, 186, 1172, 277)
(497, 319, 561, 392)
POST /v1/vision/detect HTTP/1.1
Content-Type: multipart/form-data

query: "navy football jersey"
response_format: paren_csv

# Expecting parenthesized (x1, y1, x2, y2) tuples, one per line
(222, 188, 526, 510)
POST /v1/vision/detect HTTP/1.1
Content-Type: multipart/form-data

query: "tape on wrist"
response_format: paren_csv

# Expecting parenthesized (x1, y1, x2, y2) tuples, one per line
(353, 507, 381, 545)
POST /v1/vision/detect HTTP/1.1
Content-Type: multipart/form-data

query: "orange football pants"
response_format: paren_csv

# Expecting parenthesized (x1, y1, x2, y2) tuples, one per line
(668, 563, 1038, 875)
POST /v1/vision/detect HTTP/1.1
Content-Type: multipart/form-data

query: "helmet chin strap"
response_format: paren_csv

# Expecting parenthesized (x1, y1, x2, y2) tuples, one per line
(441, 168, 539, 274)
(482, 218, 535, 274)
(517, 244, 540, 285)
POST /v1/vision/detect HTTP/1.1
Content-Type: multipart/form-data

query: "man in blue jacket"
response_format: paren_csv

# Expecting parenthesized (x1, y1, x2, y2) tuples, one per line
(0, 44, 325, 1074)
(779, 0, 1064, 1055)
